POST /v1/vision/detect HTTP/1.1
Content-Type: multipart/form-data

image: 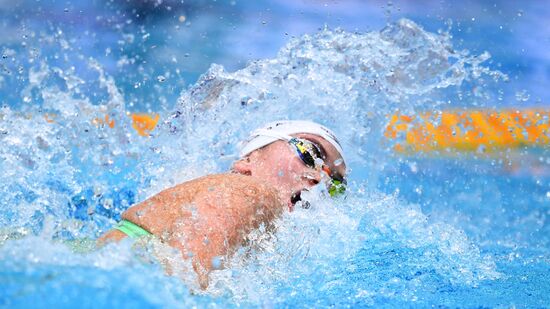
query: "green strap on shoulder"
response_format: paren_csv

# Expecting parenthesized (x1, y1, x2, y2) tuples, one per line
(115, 219, 152, 238)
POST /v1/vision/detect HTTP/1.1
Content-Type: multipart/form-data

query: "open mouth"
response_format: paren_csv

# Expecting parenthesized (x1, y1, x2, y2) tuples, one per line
(290, 191, 301, 205)
(290, 190, 310, 209)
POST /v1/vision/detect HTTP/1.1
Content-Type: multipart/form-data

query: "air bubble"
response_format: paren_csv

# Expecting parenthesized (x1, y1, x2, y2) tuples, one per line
(211, 256, 222, 269)
(515, 90, 530, 102)
(517, 10, 524, 17)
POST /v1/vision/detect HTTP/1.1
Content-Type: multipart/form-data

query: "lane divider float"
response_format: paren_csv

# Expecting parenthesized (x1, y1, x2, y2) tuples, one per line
(385, 109, 550, 153)
(23, 109, 550, 152)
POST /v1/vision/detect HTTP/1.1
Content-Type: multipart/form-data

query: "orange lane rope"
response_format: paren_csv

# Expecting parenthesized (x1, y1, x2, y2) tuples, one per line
(130, 113, 159, 136)
(92, 114, 115, 128)
(38, 112, 160, 137)
(27, 109, 550, 152)
(385, 109, 550, 153)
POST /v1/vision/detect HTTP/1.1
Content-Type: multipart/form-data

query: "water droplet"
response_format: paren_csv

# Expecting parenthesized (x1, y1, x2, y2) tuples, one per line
(240, 96, 252, 106)
(178, 15, 186, 23)
(64, 8, 69, 13)
(515, 89, 530, 102)
(211, 256, 222, 269)
(157, 75, 166, 82)
(409, 162, 418, 173)
(517, 10, 524, 17)
(103, 198, 113, 210)
(477, 144, 486, 154)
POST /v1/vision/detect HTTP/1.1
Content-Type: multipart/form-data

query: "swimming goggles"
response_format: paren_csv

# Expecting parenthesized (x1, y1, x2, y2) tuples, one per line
(288, 137, 346, 197)
(249, 129, 347, 197)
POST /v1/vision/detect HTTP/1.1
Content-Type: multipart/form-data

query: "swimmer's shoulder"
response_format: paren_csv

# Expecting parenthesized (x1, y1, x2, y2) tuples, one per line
(188, 173, 282, 209)
(128, 173, 270, 208)
(190, 173, 284, 222)
(194, 173, 279, 195)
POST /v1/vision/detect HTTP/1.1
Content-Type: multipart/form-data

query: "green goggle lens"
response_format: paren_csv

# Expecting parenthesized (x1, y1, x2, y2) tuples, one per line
(328, 179, 346, 197)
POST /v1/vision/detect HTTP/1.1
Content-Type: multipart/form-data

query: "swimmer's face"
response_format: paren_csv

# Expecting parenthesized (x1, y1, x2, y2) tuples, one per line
(234, 134, 346, 209)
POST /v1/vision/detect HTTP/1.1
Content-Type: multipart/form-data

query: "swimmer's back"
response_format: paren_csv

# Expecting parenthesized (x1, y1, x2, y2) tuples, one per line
(119, 173, 284, 279)
(122, 173, 282, 237)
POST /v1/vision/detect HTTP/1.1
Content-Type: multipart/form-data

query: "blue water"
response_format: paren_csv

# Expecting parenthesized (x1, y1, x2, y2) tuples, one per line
(1, 1, 549, 308)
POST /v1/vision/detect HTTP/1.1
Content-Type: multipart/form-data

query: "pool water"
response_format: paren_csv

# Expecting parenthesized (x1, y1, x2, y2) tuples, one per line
(1, 1, 549, 308)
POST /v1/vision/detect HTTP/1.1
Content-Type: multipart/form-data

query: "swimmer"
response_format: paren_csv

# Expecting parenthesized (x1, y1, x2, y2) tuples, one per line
(98, 120, 347, 288)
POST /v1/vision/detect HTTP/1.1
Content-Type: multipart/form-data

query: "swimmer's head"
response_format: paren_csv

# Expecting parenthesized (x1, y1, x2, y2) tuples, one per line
(232, 120, 347, 209)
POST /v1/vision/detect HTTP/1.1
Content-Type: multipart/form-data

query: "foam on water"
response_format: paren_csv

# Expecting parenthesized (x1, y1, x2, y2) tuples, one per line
(206, 189, 500, 305)
(0, 19, 509, 306)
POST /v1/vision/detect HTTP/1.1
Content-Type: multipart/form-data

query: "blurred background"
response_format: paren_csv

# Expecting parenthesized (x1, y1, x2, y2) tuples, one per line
(1, 0, 549, 112)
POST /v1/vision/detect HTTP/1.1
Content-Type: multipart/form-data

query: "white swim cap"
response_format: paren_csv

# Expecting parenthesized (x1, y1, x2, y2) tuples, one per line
(239, 120, 346, 170)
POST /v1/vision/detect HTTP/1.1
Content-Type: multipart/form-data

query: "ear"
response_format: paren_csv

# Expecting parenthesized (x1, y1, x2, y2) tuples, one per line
(232, 157, 253, 176)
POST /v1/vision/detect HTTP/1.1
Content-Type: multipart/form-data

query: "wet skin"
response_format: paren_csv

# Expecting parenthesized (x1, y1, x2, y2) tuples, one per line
(98, 134, 346, 288)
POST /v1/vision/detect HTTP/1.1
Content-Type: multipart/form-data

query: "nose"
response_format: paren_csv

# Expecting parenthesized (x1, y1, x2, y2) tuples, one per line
(302, 172, 321, 187)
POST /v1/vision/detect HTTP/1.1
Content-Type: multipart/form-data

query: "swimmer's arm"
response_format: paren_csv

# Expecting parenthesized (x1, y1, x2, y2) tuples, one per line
(171, 193, 246, 288)
(174, 188, 282, 289)
(97, 229, 127, 244)
(98, 178, 282, 289)
(100, 184, 233, 288)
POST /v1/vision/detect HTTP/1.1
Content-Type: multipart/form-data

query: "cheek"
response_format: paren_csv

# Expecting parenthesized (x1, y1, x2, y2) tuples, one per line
(274, 157, 305, 183)
(263, 144, 307, 186)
